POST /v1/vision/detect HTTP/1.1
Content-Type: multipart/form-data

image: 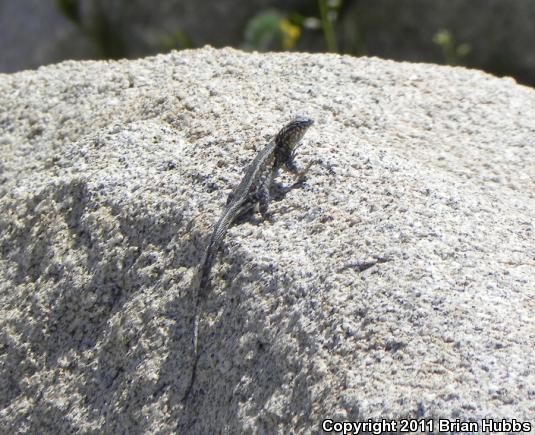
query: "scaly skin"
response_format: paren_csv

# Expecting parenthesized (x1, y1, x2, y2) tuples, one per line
(183, 116, 314, 401)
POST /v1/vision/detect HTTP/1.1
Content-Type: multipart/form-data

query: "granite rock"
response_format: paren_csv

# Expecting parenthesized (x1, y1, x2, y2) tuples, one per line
(0, 47, 534, 433)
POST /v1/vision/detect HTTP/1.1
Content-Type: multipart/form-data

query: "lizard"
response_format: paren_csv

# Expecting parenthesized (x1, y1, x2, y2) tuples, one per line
(182, 116, 315, 401)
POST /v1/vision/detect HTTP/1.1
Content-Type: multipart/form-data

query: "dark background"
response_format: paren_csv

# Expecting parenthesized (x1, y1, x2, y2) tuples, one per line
(2, 0, 534, 88)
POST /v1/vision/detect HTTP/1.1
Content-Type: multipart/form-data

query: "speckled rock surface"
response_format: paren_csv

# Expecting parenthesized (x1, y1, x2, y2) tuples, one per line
(0, 47, 534, 434)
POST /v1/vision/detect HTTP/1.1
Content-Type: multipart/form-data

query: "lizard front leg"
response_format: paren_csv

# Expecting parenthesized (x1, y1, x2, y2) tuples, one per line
(285, 156, 314, 184)
(258, 168, 277, 220)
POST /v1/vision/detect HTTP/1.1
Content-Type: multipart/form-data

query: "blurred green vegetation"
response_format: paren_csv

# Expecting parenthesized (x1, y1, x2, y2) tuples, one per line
(317, 0, 342, 52)
(433, 29, 471, 66)
(243, 11, 301, 51)
(55, 1, 487, 77)
(242, 0, 343, 52)
(55, 0, 346, 56)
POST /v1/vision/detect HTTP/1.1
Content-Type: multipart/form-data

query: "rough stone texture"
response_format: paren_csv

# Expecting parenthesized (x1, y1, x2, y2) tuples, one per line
(0, 47, 534, 433)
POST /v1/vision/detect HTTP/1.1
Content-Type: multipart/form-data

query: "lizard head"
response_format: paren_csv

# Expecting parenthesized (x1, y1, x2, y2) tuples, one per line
(275, 116, 314, 149)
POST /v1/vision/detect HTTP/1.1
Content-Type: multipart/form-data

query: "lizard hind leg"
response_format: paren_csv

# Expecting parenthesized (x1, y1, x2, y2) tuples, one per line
(257, 167, 277, 221)
(232, 200, 259, 225)
(257, 185, 274, 221)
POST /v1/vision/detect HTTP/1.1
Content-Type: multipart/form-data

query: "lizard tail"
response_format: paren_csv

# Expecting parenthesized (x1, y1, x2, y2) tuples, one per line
(182, 261, 208, 402)
(182, 309, 200, 402)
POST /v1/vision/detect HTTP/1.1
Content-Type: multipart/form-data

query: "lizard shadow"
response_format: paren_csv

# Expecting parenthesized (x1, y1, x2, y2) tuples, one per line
(233, 178, 310, 226)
